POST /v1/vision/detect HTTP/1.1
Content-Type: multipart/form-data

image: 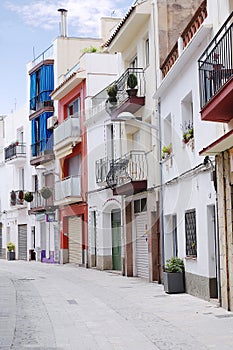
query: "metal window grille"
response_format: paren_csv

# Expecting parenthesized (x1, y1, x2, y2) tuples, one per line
(185, 209, 197, 257)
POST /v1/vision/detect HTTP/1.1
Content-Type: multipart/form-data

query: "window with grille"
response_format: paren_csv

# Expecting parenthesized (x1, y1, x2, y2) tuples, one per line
(185, 209, 197, 257)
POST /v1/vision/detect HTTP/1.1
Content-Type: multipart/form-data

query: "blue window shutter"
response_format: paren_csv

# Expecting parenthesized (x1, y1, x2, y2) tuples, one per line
(31, 119, 37, 156)
(39, 112, 53, 152)
(30, 73, 37, 110)
(39, 65, 54, 102)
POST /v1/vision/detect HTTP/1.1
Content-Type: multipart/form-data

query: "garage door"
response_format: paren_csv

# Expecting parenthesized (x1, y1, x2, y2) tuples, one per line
(18, 224, 27, 260)
(135, 212, 149, 279)
(68, 216, 82, 264)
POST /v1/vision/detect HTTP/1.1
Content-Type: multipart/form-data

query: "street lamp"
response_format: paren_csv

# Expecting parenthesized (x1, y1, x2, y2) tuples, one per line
(112, 112, 159, 131)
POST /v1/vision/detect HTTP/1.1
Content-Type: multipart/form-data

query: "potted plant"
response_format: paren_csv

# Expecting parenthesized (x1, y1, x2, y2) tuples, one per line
(161, 143, 172, 159)
(7, 242, 15, 261)
(126, 73, 138, 97)
(10, 190, 16, 206)
(40, 187, 52, 199)
(24, 191, 34, 202)
(163, 256, 185, 293)
(183, 128, 193, 144)
(106, 84, 118, 105)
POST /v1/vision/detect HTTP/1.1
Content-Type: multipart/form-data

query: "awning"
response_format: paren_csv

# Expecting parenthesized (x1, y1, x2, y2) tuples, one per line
(199, 129, 233, 155)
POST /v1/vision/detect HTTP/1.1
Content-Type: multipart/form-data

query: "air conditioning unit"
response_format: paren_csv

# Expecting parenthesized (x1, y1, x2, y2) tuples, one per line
(47, 116, 58, 129)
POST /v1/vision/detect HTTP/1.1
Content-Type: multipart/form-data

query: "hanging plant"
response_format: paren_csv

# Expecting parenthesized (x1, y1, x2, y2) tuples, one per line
(10, 190, 16, 205)
(24, 191, 34, 202)
(40, 187, 52, 199)
(18, 190, 24, 200)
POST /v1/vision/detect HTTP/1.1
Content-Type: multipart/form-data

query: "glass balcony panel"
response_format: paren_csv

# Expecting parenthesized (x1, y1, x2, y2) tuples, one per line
(54, 116, 81, 147)
(55, 176, 81, 201)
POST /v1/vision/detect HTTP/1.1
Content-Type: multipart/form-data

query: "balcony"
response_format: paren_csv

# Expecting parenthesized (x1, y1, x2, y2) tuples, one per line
(30, 138, 54, 166)
(54, 114, 81, 159)
(29, 190, 55, 214)
(106, 150, 147, 196)
(54, 176, 82, 206)
(95, 157, 112, 185)
(29, 98, 54, 120)
(10, 190, 27, 207)
(105, 68, 145, 121)
(161, 0, 207, 78)
(199, 12, 233, 122)
(4, 142, 26, 166)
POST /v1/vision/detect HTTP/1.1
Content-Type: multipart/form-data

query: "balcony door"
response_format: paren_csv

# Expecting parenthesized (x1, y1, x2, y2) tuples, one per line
(68, 154, 81, 177)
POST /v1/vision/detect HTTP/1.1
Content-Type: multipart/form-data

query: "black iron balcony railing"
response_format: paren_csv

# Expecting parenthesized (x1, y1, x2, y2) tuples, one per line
(4, 142, 26, 162)
(106, 151, 147, 189)
(31, 138, 53, 159)
(30, 94, 54, 114)
(198, 11, 233, 109)
(105, 67, 145, 114)
(95, 157, 112, 183)
(30, 190, 54, 209)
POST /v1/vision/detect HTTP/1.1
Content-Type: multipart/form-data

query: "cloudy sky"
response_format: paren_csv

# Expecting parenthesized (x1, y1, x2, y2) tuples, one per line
(0, 0, 134, 114)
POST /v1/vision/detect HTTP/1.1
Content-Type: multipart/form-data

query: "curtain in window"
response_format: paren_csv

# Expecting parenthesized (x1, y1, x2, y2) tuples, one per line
(31, 118, 37, 156)
(39, 65, 54, 102)
(39, 112, 53, 152)
(30, 72, 37, 110)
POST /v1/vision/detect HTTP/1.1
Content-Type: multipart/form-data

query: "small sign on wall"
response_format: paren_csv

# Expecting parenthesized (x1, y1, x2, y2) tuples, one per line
(46, 213, 56, 222)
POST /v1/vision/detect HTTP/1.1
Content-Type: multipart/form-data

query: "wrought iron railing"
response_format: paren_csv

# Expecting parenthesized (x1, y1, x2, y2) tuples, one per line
(54, 114, 81, 147)
(95, 157, 112, 183)
(31, 137, 54, 158)
(55, 176, 81, 201)
(161, 0, 207, 78)
(105, 67, 145, 114)
(106, 150, 147, 189)
(30, 190, 54, 209)
(30, 95, 54, 114)
(198, 11, 233, 109)
(5, 143, 26, 162)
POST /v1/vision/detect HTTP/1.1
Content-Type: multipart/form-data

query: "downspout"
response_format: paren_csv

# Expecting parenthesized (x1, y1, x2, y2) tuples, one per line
(158, 98, 165, 270)
(214, 165, 221, 306)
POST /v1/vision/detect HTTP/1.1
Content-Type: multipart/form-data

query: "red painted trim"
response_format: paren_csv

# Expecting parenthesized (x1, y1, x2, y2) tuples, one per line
(199, 128, 233, 155)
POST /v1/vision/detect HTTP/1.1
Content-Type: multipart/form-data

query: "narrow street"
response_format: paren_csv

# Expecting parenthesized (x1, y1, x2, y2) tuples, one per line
(0, 260, 233, 350)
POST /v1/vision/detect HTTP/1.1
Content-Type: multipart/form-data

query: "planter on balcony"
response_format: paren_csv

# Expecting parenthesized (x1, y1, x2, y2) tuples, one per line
(24, 191, 34, 202)
(126, 73, 138, 97)
(40, 187, 52, 199)
(10, 190, 16, 206)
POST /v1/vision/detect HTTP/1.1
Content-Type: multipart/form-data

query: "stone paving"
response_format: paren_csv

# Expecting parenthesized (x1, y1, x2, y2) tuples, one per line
(0, 260, 233, 349)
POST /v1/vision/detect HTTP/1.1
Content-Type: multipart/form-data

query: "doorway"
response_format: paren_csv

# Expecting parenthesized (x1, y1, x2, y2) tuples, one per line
(111, 210, 121, 271)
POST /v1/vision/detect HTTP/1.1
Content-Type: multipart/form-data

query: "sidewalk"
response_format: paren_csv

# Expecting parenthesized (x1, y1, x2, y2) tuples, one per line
(0, 260, 233, 349)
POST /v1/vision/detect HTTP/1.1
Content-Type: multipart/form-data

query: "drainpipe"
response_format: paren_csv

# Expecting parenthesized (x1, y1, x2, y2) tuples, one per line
(158, 98, 165, 270)
(214, 181, 221, 306)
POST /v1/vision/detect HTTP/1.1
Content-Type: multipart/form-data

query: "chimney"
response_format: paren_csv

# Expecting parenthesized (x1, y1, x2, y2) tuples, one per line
(58, 8, 68, 37)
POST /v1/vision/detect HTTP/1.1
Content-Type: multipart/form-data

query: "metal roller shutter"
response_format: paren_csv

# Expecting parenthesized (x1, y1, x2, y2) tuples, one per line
(18, 224, 27, 260)
(68, 216, 82, 264)
(135, 212, 149, 279)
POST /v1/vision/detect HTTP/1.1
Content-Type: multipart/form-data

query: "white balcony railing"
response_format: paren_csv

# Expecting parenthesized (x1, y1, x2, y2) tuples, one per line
(54, 115, 81, 147)
(55, 175, 81, 202)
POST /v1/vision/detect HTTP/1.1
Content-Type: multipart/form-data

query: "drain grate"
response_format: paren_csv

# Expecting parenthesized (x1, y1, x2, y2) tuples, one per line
(215, 314, 233, 318)
(67, 299, 78, 305)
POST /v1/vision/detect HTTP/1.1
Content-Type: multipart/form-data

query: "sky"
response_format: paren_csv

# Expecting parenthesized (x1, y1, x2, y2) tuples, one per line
(0, 0, 135, 115)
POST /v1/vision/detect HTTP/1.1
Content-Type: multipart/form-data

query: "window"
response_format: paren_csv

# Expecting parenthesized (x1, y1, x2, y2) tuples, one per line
(134, 198, 147, 214)
(19, 168, 24, 190)
(67, 97, 81, 118)
(130, 56, 138, 69)
(181, 92, 194, 142)
(163, 114, 172, 148)
(185, 209, 197, 257)
(145, 38, 149, 67)
(106, 124, 114, 161)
